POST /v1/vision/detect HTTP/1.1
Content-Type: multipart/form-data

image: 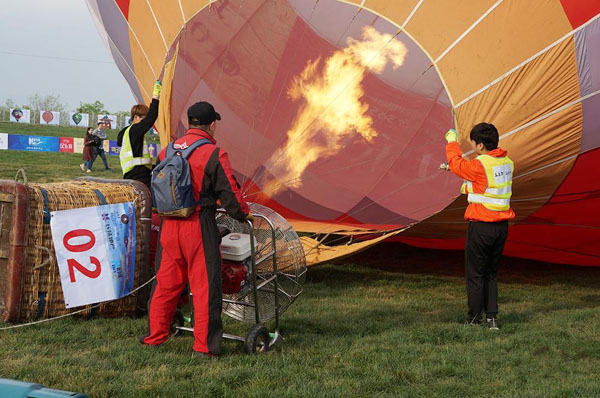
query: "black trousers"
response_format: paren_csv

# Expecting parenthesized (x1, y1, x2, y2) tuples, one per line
(465, 220, 508, 320)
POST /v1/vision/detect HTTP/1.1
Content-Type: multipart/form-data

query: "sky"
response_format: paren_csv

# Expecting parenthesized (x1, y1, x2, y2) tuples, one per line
(0, 0, 135, 113)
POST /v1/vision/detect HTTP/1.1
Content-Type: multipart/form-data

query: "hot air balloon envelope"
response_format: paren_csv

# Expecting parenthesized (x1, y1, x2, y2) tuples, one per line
(87, 0, 600, 266)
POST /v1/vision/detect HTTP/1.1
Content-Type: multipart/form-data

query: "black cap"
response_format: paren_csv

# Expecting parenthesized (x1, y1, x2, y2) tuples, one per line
(187, 101, 221, 125)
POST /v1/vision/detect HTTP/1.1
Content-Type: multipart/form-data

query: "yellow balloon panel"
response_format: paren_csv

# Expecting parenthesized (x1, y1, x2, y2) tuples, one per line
(128, 1, 167, 76)
(126, 34, 155, 103)
(405, 0, 499, 60)
(500, 105, 582, 179)
(147, 0, 187, 50)
(438, 0, 573, 104)
(362, 0, 420, 28)
(180, 0, 211, 22)
(455, 38, 581, 149)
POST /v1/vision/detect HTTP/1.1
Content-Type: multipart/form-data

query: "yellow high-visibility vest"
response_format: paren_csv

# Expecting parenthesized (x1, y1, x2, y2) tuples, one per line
(460, 154, 514, 211)
(119, 125, 152, 175)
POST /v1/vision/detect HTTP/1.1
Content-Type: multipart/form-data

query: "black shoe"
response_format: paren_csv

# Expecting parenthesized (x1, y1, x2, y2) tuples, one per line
(486, 318, 499, 330)
(139, 334, 161, 346)
(192, 351, 218, 359)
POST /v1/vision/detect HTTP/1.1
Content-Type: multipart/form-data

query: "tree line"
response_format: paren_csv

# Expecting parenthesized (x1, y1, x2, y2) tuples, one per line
(1, 94, 129, 119)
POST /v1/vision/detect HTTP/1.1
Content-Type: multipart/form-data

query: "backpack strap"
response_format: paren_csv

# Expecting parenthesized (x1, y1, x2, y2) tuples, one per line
(180, 139, 212, 159)
(165, 138, 211, 159)
(165, 141, 176, 159)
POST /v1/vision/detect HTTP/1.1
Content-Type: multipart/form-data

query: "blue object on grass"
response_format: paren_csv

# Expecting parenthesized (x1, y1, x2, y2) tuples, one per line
(0, 378, 87, 397)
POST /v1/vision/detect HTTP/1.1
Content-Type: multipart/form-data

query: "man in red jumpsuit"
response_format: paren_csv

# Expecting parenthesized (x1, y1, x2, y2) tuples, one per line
(141, 101, 251, 356)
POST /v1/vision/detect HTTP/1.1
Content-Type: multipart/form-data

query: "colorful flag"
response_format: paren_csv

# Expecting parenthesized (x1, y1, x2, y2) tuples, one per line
(40, 110, 60, 125)
(70, 112, 89, 127)
(97, 114, 117, 130)
(9, 109, 31, 123)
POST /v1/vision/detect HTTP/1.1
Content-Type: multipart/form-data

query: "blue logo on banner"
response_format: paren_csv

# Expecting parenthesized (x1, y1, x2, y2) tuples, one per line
(97, 202, 136, 297)
(109, 140, 120, 156)
(8, 135, 60, 152)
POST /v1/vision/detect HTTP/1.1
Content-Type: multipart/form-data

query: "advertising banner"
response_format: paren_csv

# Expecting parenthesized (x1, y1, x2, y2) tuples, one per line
(97, 114, 117, 130)
(147, 143, 158, 158)
(60, 137, 74, 153)
(0, 133, 8, 150)
(9, 108, 31, 123)
(73, 137, 84, 154)
(109, 140, 120, 156)
(50, 203, 136, 308)
(8, 135, 60, 152)
(70, 112, 89, 127)
(40, 110, 60, 125)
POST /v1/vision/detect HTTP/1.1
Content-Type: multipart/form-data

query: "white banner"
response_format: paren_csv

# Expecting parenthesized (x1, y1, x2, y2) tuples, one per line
(50, 203, 136, 308)
(70, 112, 89, 127)
(9, 108, 31, 123)
(98, 114, 117, 130)
(40, 110, 60, 125)
(73, 137, 84, 154)
(0, 133, 8, 150)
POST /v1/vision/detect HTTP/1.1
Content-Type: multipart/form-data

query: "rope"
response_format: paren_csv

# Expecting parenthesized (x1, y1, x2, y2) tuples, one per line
(32, 246, 52, 270)
(0, 276, 156, 331)
(14, 169, 27, 184)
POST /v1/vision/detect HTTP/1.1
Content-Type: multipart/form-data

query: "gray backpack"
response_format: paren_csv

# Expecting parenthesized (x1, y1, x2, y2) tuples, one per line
(151, 139, 211, 217)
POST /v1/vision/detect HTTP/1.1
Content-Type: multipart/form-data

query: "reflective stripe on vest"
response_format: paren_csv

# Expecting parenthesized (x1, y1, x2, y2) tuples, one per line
(119, 125, 152, 175)
(465, 154, 514, 211)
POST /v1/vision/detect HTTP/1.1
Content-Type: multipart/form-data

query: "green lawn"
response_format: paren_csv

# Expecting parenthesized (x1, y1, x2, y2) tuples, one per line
(0, 122, 124, 181)
(1, 126, 600, 397)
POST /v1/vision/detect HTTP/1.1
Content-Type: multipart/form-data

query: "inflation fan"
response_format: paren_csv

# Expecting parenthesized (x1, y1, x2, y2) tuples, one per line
(172, 203, 307, 353)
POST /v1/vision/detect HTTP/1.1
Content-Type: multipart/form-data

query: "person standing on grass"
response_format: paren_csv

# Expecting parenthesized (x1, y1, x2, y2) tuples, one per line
(140, 101, 252, 357)
(80, 127, 96, 173)
(92, 121, 111, 170)
(444, 123, 515, 330)
(117, 80, 162, 189)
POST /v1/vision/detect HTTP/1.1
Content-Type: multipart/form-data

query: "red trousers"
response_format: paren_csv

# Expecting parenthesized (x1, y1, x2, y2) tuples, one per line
(143, 212, 223, 354)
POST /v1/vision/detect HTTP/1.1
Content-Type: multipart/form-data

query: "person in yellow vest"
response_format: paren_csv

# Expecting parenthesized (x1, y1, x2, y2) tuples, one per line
(117, 81, 162, 189)
(445, 123, 515, 330)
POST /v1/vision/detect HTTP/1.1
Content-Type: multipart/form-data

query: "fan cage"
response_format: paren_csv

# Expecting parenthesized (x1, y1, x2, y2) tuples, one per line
(217, 203, 306, 323)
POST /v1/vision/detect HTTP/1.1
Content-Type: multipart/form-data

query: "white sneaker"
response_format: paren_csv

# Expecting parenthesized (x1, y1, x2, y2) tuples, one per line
(86, 169, 91, 173)
(80, 164, 86, 172)
(486, 318, 499, 330)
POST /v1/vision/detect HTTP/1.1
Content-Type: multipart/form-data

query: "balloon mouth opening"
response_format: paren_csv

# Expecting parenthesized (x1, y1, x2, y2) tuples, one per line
(166, 0, 457, 228)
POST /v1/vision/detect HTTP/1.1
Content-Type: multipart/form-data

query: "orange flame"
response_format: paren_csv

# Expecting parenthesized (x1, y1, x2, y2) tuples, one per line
(262, 26, 407, 195)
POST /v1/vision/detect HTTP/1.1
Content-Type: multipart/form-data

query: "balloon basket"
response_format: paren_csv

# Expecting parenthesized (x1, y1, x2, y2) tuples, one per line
(0, 177, 153, 323)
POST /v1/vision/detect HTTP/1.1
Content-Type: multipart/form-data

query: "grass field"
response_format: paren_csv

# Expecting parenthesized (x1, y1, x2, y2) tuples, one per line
(1, 124, 600, 397)
(0, 121, 122, 182)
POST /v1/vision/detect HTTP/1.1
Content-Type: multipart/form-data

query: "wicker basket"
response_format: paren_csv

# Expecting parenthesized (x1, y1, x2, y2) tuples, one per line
(0, 177, 153, 322)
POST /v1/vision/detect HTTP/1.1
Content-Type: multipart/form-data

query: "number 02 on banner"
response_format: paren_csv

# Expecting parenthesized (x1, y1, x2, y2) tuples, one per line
(50, 203, 136, 308)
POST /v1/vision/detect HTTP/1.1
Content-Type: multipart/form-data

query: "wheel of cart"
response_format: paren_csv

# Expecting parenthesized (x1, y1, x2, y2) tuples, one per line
(171, 203, 307, 354)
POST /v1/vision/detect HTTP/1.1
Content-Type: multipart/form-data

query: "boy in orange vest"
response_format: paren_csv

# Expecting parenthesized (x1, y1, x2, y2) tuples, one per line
(445, 123, 515, 329)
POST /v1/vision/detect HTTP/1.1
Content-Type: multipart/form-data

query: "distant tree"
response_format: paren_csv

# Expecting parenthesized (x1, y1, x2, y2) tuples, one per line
(4, 98, 16, 108)
(27, 94, 66, 113)
(77, 101, 108, 115)
(115, 110, 129, 117)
